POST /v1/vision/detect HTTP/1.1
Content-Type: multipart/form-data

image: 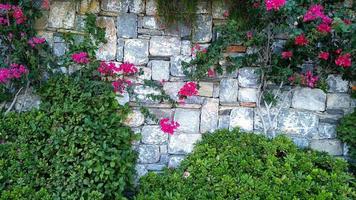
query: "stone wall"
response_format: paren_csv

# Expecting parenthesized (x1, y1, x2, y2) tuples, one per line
(38, 0, 355, 177)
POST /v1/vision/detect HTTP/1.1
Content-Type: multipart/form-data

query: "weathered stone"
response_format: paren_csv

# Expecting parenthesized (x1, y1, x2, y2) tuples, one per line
(74, 15, 86, 32)
(78, 0, 100, 14)
(213, 83, 220, 98)
(150, 36, 181, 56)
(15, 91, 41, 112)
(34, 11, 48, 30)
(135, 164, 148, 179)
(115, 91, 130, 105)
(146, 164, 166, 171)
(138, 28, 164, 36)
(136, 67, 152, 83)
(146, 108, 173, 124)
(218, 115, 230, 129)
(310, 139, 343, 156)
(117, 0, 130, 13)
(184, 96, 205, 105)
(181, 40, 192, 56)
(230, 107, 254, 131)
(124, 110, 144, 127)
(327, 93, 351, 109)
(159, 154, 169, 164)
(142, 125, 168, 145)
(168, 134, 202, 154)
(317, 123, 336, 139)
(53, 42, 67, 57)
(133, 85, 160, 103)
(163, 82, 185, 101)
(96, 17, 117, 61)
(238, 88, 259, 103)
(212, 0, 229, 19)
(48, 1, 75, 29)
(170, 55, 191, 77)
(192, 15, 212, 43)
(117, 13, 138, 38)
(168, 156, 185, 168)
(200, 98, 219, 133)
(116, 38, 125, 61)
(277, 109, 319, 137)
(146, 0, 157, 15)
(149, 60, 170, 81)
(138, 145, 160, 164)
(238, 67, 260, 88)
(290, 137, 309, 148)
(174, 108, 200, 133)
(124, 39, 149, 65)
(198, 82, 214, 97)
(292, 88, 326, 111)
(101, 0, 119, 13)
(271, 89, 292, 108)
(326, 74, 349, 93)
(272, 39, 287, 54)
(142, 16, 161, 29)
(219, 79, 238, 103)
(130, 0, 145, 13)
(196, 0, 211, 14)
(160, 145, 168, 154)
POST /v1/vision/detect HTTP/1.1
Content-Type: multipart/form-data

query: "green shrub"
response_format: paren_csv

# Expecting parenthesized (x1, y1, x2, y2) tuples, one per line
(0, 73, 137, 199)
(337, 109, 356, 173)
(137, 129, 355, 200)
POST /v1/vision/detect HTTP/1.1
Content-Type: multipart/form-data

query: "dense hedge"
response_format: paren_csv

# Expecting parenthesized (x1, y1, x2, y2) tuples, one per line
(0, 73, 137, 199)
(137, 129, 355, 199)
(337, 109, 356, 174)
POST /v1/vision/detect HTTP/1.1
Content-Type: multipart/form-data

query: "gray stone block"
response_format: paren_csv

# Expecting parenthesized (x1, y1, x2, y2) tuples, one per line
(124, 39, 149, 65)
(200, 98, 219, 133)
(48, 1, 75, 29)
(192, 15, 212, 43)
(220, 79, 238, 103)
(149, 60, 170, 81)
(168, 134, 202, 154)
(326, 74, 349, 93)
(238, 88, 259, 103)
(138, 145, 160, 164)
(150, 36, 181, 56)
(117, 13, 137, 38)
(277, 109, 319, 136)
(292, 88, 326, 111)
(327, 93, 351, 109)
(168, 156, 185, 168)
(170, 55, 191, 77)
(230, 107, 254, 131)
(142, 125, 168, 145)
(238, 67, 260, 88)
(310, 139, 343, 156)
(174, 108, 201, 134)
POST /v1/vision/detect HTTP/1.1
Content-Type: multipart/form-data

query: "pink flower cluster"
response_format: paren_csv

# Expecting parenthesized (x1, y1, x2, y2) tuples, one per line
(282, 51, 293, 59)
(98, 62, 118, 76)
(72, 52, 90, 64)
(0, 4, 26, 25)
(288, 71, 319, 88)
(335, 53, 352, 68)
(318, 52, 329, 60)
(303, 4, 333, 34)
(0, 64, 28, 84)
(265, 0, 286, 11)
(178, 82, 198, 100)
(207, 68, 215, 77)
(112, 78, 132, 94)
(28, 37, 46, 48)
(294, 34, 308, 46)
(159, 118, 180, 135)
(192, 44, 207, 58)
(118, 62, 138, 75)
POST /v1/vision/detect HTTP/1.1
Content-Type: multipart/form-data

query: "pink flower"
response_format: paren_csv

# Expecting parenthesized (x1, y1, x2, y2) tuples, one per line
(303, 4, 325, 22)
(335, 53, 352, 68)
(0, 68, 11, 83)
(247, 31, 253, 40)
(305, 71, 319, 88)
(294, 34, 308, 46)
(0, 4, 11, 11)
(321, 15, 333, 24)
(282, 51, 293, 59)
(159, 118, 180, 135)
(118, 62, 138, 75)
(223, 10, 229, 18)
(0, 17, 8, 25)
(178, 82, 198, 100)
(265, 0, 286, 11)
(41, 0, 50, 10)
(12, 6, 26, 24)
(71, 52, 90, 64)
(318, 52, 329, 60)
(28, 37, 46, 48)
(97, 62, 119, 76)
(343, 19, 352, 25)
(317, 23, 331, 33)
(9, 63, 28, 78)
(207, 68, 215, 77)
(335, 49, 342, 54)
(112, 79, 132, 93)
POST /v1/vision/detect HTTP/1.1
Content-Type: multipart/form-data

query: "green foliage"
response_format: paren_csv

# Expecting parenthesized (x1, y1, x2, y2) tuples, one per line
(137, 129, 355, 199)
(156, 0, 198, 25)
(0, 72, 138, 199)
(337, 109, 356, 173)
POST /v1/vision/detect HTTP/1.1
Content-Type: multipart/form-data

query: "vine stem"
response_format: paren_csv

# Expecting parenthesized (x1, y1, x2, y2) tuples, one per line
(4, 87, 23, 115)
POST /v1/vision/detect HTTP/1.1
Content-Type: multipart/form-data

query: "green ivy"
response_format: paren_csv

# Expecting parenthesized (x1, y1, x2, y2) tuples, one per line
(137, 129, 355, 199)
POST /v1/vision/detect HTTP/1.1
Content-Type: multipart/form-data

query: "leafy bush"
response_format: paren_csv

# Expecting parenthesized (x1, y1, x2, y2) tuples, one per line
(137, 129, 355, 199)
(337, 109, 356, 173)
(0, 72, 137, 199)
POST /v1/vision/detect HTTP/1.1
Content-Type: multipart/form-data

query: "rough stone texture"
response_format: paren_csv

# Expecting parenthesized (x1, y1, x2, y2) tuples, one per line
(212, 0, 229, 19)
(218, 115, 230, 129)
(170, 55, 191, 77)
(146, 108, 172, 124)
(310, 139, 343, 156)
(149, 60, 170, 81)
(272, 89, 292, 108)
(292, 88, 326, 111)
(53, 42, 67, 57)
(130, 0, 145, 13)
(290, 137, 309, 148)
(174, 109, 200, 134)
(317, 123, 336, 139)
(238, 88, 259, 103)
(117, 13, 137, 38)
(181, 40, 192, 56)
(48, 1, 75, 29)
(163, 82, 185, 101)
(138, 145, 160, 164)
(116, 38, 125, 61)
(142, 16, 161, 29)
(327, 93, 351, 109)
(124, 39, 149, 65)
(135, 164, 148, 179)
(150, 36, 181, 56)
(133, 85, 160, 102)
(101, 0, 119, 13)
(115, 91, 130, 106)
(78, 0, 100, 14)
(199, 82, 214, 97)
(238, 67, 260, 88)
(146, 164, 165, 171)
(96, 17, 117, 61)
(220, 79, 238, 103)
(230, 107, 254, 131)
(326, 75, 349, 93)
(168, 134, 202, 154)
(142, 125, 168, 145)
(200, 98, 219, 133)
(193, 15, 212, 43)
(168, 156, 185, 168)
(15, 91, 41, 112)
(124, 110, 144, 127)
(146, 0, 157, 15)
(277, 109, 319, 137)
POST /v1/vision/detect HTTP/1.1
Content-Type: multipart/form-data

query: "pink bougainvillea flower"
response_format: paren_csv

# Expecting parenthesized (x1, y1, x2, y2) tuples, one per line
(12, 6, 26, 24)
(0, 17, 8, 25)
(223, 10, 229, 18)
(318, 51, 329, 60)
(335, 48, 342, 54)
(178, 82, 198, 100)
(0, 68, 11, 83)
(294, 34, 308, 46)
(112, 78, 132, 93)
(118, 62, 138, 75)
(28, 37, 46, 48)
(0, 3, 11, 11)
(71, 52, 90, 64)
(317, 23, 331, 33)
(97, 62, 118, 76)
(265, 0, 286, 11)
(9, 63, 28, 79)
(335, 53, 352, 68)
(207, 68, 215, 77)
(41, 0, 50, 10)
(343, 19, 352, 25)
(321, 15, 333, 24)
(159, 118, 180, 135)
(303, 4, 325, 22)
(282, 51, 293, 59)
(305, 71, 319, 88)
(246, 31, 253, 40)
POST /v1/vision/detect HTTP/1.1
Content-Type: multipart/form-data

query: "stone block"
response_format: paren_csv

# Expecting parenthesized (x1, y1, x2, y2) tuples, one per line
(181, 40, 192, 56)
(168, 134, 202, 154)
(142, 16, 161, 29)
(218, 115, 230, 129)
(310, 139, 343, 156)
(192, 15, 212, 43)
(174, 108, 201, 134)
(200, 98, 219, 133)
(317, 123, 336, 139)
(168, 156, 185, 168)
(219, 79, 238, 103)
(326, 74, 349, 93)
(138, 145, 160, 164)
(117, 13, 137, 38)
(48, 1, 75, 29)
(170, 55, 191, 77)
(292, 88, 326, 111)
(163, 82, 185, 101)
(142, 125, 168, 145)
(123, 110, 144, 127)
(238, 88, 259, 103)
(230, 107, 254, 131)
(150, 36, 181, 56)
(327, 93, 351, 109)
(96, 17, 117, 61)
(238, 67, 260, 88)
(124, 39, 149, 65)
(146, 0, 157, 15)
(277, 109, 319, 136)
(198, 82, 214, 97)
(149, 60, 170, 81)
